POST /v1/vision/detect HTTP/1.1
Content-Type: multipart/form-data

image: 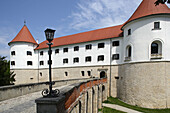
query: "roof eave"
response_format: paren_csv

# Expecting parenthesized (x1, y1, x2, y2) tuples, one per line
(121, 13, 170, 30)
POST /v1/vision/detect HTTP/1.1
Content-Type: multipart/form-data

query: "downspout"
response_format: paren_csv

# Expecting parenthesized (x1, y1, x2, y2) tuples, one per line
(109, 38, 112, 97)
(38, 49, 39, 83)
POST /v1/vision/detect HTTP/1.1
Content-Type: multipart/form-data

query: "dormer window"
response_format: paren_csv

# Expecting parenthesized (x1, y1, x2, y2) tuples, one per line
(27, 51, 32, 56)
(128, 29, 131, 35)
(11, 51, 15, 56)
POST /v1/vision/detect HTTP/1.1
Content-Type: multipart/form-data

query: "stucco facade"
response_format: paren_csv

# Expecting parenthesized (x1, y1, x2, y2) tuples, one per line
(8, 0, 170, 109)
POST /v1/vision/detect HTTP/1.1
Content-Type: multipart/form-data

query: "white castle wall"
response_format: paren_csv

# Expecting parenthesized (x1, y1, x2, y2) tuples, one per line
(122, 15, 170, 63)
(10, 42, 38, 69)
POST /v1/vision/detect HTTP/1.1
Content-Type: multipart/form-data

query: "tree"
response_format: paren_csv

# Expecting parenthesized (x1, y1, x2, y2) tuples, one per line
(0, 56, 15, 86)
(155, 0, 170, 6)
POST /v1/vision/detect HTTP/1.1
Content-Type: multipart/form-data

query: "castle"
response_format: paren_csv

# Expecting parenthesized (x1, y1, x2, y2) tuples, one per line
(8, 0, 170, 109)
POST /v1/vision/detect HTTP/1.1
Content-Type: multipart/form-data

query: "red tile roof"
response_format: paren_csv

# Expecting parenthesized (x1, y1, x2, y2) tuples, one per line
(9, 25, 37, 45)
(122, 0, 170, 28)
(36, 25, 123, 50)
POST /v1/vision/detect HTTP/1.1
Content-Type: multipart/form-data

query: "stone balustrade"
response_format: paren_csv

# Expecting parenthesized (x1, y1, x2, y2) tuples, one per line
(0, 78, 92, 101)
(35, 78, 107, 113)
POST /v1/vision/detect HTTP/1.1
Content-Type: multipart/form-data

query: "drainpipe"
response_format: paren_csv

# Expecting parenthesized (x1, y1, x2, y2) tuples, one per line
(38, 49, 39, 83)
(109, 38, 112, 97)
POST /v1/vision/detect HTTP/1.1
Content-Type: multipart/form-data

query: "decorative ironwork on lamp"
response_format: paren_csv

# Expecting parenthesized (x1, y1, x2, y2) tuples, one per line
(42, 28, 60, 97)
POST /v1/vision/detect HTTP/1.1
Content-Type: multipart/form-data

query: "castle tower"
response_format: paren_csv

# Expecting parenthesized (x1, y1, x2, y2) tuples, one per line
(118, 0, 170, 108)
(8, 24, 38, 84)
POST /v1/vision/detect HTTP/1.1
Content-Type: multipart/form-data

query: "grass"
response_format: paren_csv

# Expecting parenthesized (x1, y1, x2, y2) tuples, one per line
(103, 97, 170, 113)
(99, 107, 126, 113)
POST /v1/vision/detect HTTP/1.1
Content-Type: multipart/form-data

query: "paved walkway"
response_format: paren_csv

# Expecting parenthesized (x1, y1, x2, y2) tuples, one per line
(0, 85, 67, 113)
(103, 103, 143, 113)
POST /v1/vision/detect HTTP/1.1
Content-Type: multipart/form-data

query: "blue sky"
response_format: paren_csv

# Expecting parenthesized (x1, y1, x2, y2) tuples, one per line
(0, 0, 169, 60)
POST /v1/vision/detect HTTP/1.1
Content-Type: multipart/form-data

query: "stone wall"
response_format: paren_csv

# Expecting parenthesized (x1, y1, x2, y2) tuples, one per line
(35, 78, 108, 113)
(0, 78, 92, 101)
(12, 65, 119, 99)
(117, 61, 170, 108)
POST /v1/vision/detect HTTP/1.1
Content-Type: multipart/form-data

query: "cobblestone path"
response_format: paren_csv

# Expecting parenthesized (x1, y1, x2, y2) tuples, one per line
(0, 86, 67, 113)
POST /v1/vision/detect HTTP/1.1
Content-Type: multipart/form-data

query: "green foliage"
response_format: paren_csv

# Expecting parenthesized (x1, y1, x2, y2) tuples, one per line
(0, 56, 15, 86)
(104, 97, 170, 113)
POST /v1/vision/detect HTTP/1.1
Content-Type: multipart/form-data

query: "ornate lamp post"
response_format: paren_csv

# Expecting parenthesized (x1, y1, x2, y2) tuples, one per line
(42, 28, 60, 97)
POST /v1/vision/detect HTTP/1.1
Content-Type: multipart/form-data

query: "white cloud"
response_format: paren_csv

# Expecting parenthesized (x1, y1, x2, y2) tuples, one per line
(69, 0, 142, 30)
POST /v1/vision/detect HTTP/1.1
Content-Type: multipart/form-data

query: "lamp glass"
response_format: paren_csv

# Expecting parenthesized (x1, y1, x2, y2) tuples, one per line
(44, 28, 56, 42)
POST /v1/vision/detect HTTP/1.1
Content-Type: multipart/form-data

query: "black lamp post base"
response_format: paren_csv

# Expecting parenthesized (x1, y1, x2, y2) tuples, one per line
(42, 89, 60, 98)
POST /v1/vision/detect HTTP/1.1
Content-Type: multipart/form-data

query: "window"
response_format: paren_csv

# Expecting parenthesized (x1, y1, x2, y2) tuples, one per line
(85, 56, 92, 62)
(11, 61, 15, 65)
(87, 71, 91, 76)
(63, 58, 68, 64)
(86, 44, 92, 50)
(11, 51, 15, 56)
(125, 45, 132, 61)
(40, 61, 44, 65)
(112, 54, 119, 60)
(65, 72, 68, 76)
(27, 51, 32, 56)
(48, 50, 52, 55)
(128, 29, 131, 35)
(151, 41, 162, 55)
(63, 48, 68, 53)
(98, 55, 104, 61)
(55, 49, 59, 54)
(151, 43, 158, 54)
(40, 72, 42, 76)
(74, 46, 79, 51)
(98, 43, 105, 48)
(81, 71, 85, 76)
(112, 41, 119, 46)
(73, 57, 79, 63)
(48, 60, 52, 65)
(27, 61, 32, 65)
(128, 46, 131, 57)
(40, 51, 43, 55)
(154, 22, 160, 29)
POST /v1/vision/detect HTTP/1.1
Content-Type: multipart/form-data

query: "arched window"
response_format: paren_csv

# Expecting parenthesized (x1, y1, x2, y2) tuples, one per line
(151, 41, 162, 59)
(128, 46, 131, 57)
(125, 45, 132, 61)
(100, 71, 106, 78)
(151, 41, 162, 55)
(126, 45, 132, 57)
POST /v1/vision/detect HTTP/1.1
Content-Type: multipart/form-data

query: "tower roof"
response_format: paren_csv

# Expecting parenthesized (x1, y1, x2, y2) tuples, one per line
(9, 25, 37, 45)
(123, 0, 170, 28)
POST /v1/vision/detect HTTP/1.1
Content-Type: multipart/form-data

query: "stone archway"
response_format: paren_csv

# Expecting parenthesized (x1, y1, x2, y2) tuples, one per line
(100, 71, 106, 78)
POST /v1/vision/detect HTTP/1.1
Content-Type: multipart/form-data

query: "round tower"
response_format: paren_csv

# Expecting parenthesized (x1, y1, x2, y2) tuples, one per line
(8, 24, 38, 84)
(118, 0, 170, 108)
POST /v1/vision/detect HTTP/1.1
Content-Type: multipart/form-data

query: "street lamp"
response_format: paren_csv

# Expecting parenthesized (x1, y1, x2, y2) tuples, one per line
(42, 28, 60, 97)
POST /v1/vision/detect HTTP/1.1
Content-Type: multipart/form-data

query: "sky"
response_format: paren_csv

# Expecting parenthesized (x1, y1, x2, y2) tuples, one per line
(0, 0, 169, 60)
